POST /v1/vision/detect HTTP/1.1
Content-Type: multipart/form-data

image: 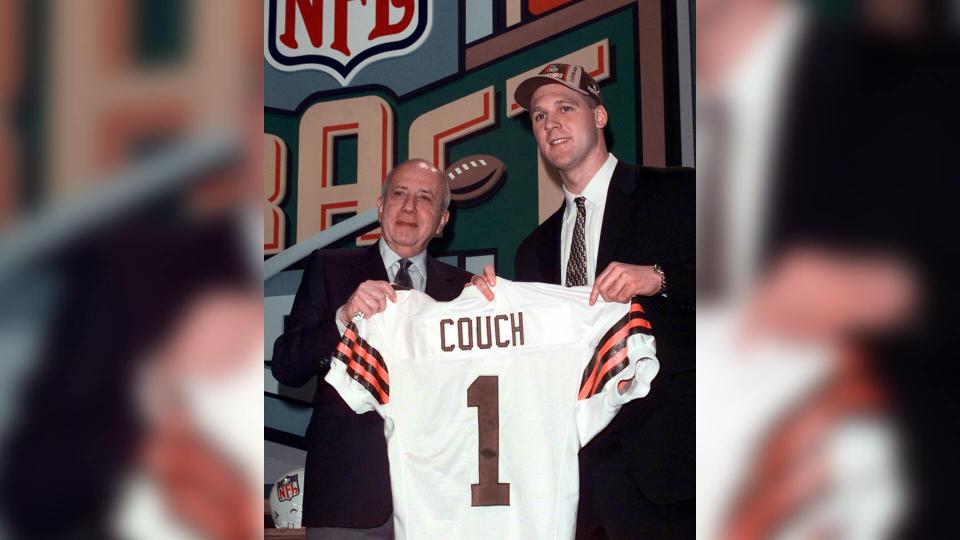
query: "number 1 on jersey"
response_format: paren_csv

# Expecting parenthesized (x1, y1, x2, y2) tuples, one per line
(467, 376, 511, 506)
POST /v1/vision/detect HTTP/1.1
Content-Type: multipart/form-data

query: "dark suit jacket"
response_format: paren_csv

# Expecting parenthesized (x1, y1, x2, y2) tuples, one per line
(271, 244, 472, 528)
(515, 162, 695, 537)
(762, 20, 960, 538)
(0, 212, 253, 539)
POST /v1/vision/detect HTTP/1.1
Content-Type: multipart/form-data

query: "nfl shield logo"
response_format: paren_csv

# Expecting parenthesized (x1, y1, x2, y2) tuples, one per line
(277, 473, 302, 502)
(265, 0, 433, 85)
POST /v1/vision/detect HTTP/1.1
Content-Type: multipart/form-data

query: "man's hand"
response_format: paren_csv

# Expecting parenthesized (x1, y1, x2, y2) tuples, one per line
(157, 289, 261, 376)
(467, 264, 497, 301)
(590, 262, 662, 305)
(740, 247, 919, 343)
(339, 280, 398, 325)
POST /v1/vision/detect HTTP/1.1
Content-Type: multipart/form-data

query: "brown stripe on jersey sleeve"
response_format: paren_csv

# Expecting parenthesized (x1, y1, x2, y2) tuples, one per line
(578, 299, 653, 400)
(354, 334, 389, 378)
(349, 336, 390, 397)
(346, 356, 390, 405)
(333, 323, 391, 405)
(590, 348, 632, 398)
(580, 317, 624, 391)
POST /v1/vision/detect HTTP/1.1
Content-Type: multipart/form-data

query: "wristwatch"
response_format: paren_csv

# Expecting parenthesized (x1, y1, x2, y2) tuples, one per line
(653, 264, 667, 297)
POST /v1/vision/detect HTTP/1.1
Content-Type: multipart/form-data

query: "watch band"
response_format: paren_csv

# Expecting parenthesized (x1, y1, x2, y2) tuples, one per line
(653, 264, 667, 297)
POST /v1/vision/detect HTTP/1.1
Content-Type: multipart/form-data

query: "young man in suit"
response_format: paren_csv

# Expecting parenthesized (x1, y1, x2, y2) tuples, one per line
(698, 1, 955, 536)
(272, 159, 473, 538)
(475, 64, 695, 537)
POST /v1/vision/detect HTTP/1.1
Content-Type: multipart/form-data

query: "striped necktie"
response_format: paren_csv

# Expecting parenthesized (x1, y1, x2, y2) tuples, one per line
(565, 197, 588, 287)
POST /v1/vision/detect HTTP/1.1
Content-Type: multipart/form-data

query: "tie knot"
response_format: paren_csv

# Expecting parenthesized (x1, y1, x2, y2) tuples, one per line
(574, 197, 586, 212)
(393, 258, 414, 289)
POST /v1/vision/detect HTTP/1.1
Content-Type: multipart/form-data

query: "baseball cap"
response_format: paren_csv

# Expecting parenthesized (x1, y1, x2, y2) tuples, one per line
(514, 63, 602, 111)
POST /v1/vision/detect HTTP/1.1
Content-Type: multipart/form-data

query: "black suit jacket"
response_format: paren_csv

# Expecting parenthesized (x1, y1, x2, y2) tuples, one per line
(271, 245, 472, 528)
(762, 20, 960, 538)
(515, 162, 695, 537)
(0, 212, 253, 539)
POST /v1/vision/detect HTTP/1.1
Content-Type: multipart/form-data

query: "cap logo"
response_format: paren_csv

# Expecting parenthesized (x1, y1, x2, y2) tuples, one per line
(518, 63, 601, 109)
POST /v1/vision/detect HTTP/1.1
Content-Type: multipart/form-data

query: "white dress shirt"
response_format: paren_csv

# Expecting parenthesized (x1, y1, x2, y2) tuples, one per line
(560, 153, 618, 286)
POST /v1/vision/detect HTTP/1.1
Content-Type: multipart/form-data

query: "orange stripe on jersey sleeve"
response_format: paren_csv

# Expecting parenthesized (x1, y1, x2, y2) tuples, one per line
(595, 316, 651, 360)
(335, 340, 353, 359)
(353, 341, 390, 386)
(578, 301, 653, 400)
(590, 347, 630, 397)
(343, 325, 359, 343)
(347, 356, 389, 404)
(579, 356, 605, 401)
(332, 325, 357, 365)
(333, 323, 391, 405)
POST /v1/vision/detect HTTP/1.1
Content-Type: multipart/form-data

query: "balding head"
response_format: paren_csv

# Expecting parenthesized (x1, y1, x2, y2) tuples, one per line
(376, 159, 452, 258)
(381, 159, 451, 211)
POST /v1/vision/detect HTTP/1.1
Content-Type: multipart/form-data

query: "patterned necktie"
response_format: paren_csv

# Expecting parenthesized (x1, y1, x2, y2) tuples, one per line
(565, 197, 588, 287)
(394, 258, 413, 289)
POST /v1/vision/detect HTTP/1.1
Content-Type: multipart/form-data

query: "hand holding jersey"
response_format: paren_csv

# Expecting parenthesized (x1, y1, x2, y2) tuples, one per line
(589, 261, 664, 304)
(467, 264, 497, 300)
(338, 279, 398, 325)
(470, 261, 664, 305)
(325, 279, 659, 540)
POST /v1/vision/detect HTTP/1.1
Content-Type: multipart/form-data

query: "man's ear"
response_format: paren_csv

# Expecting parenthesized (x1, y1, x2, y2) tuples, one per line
(595, 105, 608, 129)
(436, 209, 450, 235)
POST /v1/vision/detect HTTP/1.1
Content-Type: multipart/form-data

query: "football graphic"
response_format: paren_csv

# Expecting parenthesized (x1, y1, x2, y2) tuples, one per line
(444, 154, 506, 207)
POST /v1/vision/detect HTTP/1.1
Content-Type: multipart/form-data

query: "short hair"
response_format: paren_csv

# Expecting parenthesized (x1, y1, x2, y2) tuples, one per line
(380, 159, 452, 210)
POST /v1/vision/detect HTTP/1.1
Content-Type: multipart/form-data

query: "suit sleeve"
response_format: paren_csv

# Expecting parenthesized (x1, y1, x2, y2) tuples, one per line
(271, 252, 343, 387)
(574, 297, 660, 446)
(658, 167, 696, 312)
(325, 317, 389, 417)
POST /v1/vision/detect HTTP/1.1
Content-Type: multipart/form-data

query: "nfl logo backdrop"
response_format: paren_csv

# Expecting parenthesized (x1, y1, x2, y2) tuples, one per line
(265, 0, 432, 84)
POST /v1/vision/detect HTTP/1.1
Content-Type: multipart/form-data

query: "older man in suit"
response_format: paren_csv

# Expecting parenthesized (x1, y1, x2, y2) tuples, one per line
(272, 159, 473, 538)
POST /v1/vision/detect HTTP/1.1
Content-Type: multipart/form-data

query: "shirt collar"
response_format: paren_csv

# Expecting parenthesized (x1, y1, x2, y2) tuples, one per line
(379, 239, 428, 278)
(563, 153, 618, 208)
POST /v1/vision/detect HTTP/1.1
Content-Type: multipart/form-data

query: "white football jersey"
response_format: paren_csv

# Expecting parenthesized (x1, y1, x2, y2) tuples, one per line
(325, 279, 659, 540)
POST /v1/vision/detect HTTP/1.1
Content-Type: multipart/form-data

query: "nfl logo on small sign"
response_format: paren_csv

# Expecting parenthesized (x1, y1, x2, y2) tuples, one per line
(277, 473, 301, 501)
(265, 0, 433, 85)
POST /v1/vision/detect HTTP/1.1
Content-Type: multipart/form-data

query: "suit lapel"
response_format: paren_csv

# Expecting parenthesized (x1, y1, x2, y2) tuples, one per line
(362, 244, 390, 282)
(425, 256, 458, 300)
(597, 163, 640, 275)
(541, 206, 564, 284)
